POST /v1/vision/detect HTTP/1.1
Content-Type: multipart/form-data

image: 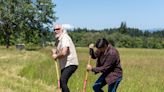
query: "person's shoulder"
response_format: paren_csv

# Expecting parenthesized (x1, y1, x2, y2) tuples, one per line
(62, 33, 70, 37)
(108, 46, 118, 56)
(61, 34, 69, 39)
(61, 34, 72, 43)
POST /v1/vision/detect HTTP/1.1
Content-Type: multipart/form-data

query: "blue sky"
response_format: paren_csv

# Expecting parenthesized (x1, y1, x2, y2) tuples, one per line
(54, 0, 164, 30)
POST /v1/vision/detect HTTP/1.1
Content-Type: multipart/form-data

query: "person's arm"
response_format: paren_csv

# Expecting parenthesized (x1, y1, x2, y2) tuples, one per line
(89, 44, 100, 59)
(89, 48, 97, 59)
(92, 54, 116, 73)
(52, 35, 70, 59)
(53, 47, 69, 59)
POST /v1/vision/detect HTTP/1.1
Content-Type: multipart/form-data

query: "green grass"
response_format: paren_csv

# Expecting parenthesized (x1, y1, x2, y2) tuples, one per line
(0, 46, 54, 92)
(0, 46, 164, 92)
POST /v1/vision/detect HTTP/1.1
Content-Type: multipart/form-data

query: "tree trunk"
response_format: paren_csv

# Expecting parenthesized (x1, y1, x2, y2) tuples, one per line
(5, 31, 10, 48)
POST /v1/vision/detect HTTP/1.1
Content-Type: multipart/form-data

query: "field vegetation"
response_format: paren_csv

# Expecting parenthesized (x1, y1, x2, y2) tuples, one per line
(0, 46, 164, 92)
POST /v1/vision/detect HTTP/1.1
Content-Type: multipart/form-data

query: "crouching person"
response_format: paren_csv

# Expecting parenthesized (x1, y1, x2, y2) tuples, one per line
(87, 38, 123, 92)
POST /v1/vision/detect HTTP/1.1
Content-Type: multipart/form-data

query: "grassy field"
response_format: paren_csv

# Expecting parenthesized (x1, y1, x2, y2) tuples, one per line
(0, 46, 164, 92)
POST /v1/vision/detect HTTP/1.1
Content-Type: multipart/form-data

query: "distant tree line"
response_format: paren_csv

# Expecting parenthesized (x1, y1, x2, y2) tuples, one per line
(69, 22, 164, 49)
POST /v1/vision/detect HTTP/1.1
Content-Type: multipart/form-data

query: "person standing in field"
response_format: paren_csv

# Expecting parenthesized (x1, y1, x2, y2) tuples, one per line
(52, 24, 79, 92)
(87, 38, 123, 92)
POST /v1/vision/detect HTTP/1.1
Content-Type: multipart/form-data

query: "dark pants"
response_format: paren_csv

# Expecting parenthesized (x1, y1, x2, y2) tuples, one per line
(93, 73, 122, 92)
(60, 65, 77, 92)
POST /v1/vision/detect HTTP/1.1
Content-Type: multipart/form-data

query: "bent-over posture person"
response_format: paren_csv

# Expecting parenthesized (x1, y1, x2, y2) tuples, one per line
(52, 24, 79, 92)
(87, 38, 123, 92)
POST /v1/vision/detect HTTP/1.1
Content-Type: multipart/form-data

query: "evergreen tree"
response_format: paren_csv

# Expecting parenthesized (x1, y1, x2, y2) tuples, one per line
(119, 22, 127, 34)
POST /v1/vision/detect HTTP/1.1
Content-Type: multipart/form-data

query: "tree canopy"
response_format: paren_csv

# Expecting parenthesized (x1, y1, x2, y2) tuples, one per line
(0, 0, 56, 48)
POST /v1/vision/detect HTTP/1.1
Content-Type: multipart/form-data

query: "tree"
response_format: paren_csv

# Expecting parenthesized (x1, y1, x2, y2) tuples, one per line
(126, 28, 143, 37)
(33, 0, 56, 47)
(143, 31, 152, 37)
(119, 22, 127, 34)
(0, 0, 57, 48)
(0, 0, 17, 48)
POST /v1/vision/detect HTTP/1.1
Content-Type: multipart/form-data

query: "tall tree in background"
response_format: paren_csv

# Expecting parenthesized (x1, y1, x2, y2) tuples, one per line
(0, 0, 57, 48)
(34, 0, 56, 47)
(119, 22, 127, 34)
(0, 0, 17, 48)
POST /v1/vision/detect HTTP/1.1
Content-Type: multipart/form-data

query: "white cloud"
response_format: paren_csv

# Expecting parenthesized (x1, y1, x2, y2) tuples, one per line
(62, 24, 74, 30)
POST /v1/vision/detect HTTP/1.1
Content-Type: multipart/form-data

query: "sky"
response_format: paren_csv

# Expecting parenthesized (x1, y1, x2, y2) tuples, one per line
(54, 0, 164, 30)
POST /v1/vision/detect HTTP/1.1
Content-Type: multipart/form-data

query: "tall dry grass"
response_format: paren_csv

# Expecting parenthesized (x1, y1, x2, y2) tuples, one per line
(0, 46, 54, 92)
(0, 46, 164, 92)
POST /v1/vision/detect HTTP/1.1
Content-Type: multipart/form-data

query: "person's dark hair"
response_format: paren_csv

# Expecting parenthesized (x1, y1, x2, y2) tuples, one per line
(95, 38, 109, 48)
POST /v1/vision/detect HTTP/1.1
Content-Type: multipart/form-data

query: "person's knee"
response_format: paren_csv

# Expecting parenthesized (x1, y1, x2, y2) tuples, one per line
(60, 77, 66, 83)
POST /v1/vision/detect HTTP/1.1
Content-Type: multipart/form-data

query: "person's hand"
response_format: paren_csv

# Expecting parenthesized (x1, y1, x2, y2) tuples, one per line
(52, 54, 58, 60)
(87, 64, 93, 71)
(52, 49, 57, 54)
(89, 43, 94, 49)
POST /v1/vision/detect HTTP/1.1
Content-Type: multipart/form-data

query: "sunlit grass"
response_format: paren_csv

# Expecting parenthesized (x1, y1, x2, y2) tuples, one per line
(0, 46, 54, 92)
(0, 46, 164, 92)
(119, 48, 164, 92)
